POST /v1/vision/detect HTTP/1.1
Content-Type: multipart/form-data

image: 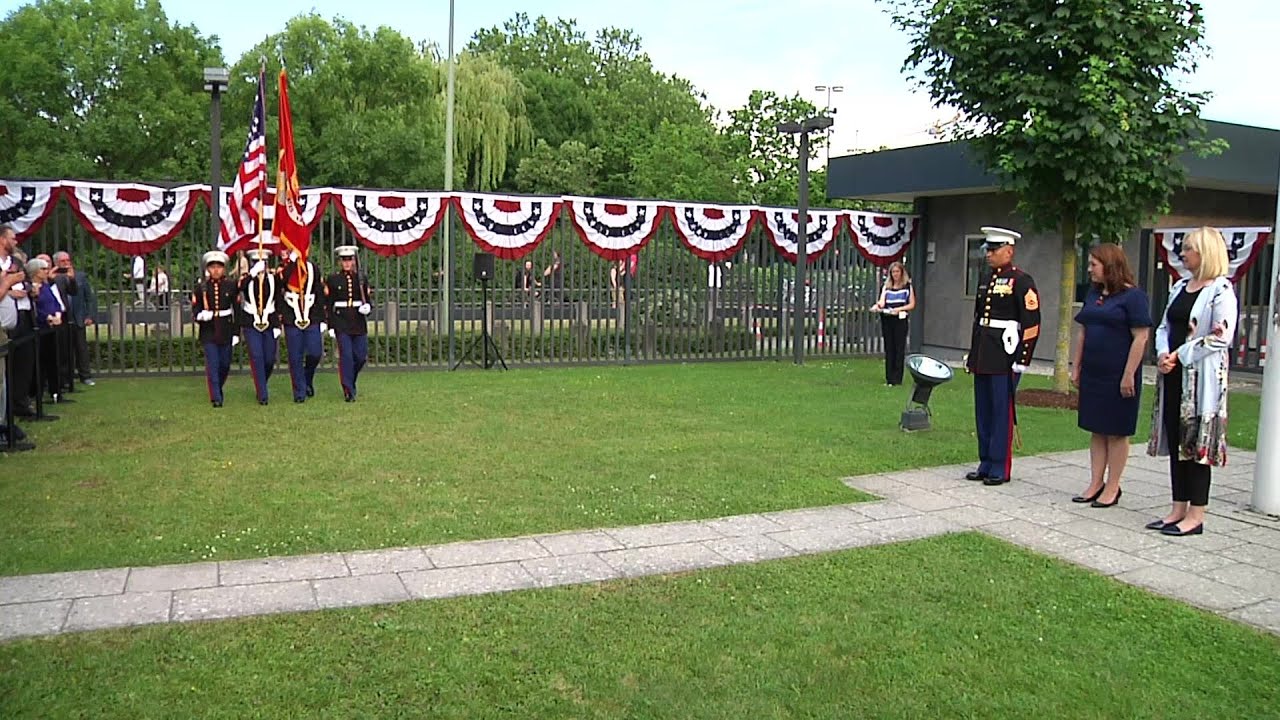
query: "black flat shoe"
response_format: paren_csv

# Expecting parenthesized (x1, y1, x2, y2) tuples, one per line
(965, 470, 987, 482)
(212, 401, 223, 408)
(1145, 518, 1175, 531)
(306, 386, 315, 397)
(294, 397, 305, 403)
(258, 399, 269, 406)
(1072, 487, 1105, 503)
(1161, 522, 1203, 537)
(982, 476, 1010, 486)
(1091, 488, 1123, 508)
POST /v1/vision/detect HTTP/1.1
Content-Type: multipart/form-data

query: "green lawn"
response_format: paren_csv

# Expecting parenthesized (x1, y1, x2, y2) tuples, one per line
(1, 533, 1276, 719)
(0, 361, 1260, 576)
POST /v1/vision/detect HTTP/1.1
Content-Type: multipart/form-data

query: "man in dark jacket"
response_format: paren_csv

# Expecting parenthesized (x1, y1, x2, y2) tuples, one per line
(54, 251, 96, 386)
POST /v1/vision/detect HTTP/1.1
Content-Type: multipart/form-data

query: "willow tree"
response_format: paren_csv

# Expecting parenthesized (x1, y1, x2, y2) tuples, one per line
(887, 0, 1220, 392)
(452, 52, 533, 191)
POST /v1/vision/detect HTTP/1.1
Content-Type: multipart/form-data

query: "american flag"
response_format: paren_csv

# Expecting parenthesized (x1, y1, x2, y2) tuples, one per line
(217, 73, 267, 253)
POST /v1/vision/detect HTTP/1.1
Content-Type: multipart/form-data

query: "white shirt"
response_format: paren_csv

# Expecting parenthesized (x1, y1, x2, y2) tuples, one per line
(132, 256, 145, 280)
(0, 255, 31, 312)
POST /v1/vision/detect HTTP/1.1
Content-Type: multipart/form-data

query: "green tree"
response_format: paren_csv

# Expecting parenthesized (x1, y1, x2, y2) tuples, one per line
(629, 120, 741, 202)
(0, 0, 222, 181)
(723, 90, 826, 206)
(513, 139, 602, 196)
(888, 0, 1219, 391)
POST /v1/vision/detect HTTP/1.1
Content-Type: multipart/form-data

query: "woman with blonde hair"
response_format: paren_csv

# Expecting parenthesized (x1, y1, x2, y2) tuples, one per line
(1147, 227, 1237, 536)
(870, 261, 916, 385)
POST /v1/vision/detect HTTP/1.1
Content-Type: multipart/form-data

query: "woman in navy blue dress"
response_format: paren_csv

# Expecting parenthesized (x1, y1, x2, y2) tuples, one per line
(1069, 244, 1153, 508)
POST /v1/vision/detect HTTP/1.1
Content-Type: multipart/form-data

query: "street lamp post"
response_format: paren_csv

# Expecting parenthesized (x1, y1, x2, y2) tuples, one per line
(778, 115, 834, 366)
(203, 67, 230, 245)
(813, 84, 843, 165)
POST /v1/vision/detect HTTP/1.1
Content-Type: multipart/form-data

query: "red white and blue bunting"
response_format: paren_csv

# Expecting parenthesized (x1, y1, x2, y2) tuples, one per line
(566, 196, 667, 260)
(63, 181, 209, 256)
(848, 211, 917, 267)
(333, 189, 450, 257)
(218, 187, 331, 255)
(0, 181, 62, 242)
(1155, 226, 1273, 283)
(759, 207, 845, 264)
(669, 202, 757, 263)
(456, 192, 561, 260)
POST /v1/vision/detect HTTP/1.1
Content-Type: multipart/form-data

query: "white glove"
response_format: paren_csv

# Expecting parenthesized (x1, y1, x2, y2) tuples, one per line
(288, 250, 300, 262)
(327, 328, 335, 338)
(196, 310, 213, 322)
(232, 335, 241, 347)
(320, 322, 328, 335)
(249, 261, 265, 278)
(272, 328, 281, 339)
(1011, 363, 1027, 374)
(358, 303, 371, 316)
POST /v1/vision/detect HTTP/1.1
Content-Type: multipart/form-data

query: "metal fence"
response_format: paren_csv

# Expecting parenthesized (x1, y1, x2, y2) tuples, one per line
(18, 201, 895, 375)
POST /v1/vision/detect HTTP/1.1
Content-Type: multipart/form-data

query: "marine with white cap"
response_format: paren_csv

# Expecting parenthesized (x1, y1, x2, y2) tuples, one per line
(964, 226, 1041, 485)
(278, 249, 326, 403)
(237, 247, 280, 405)
(324, 245, 373, 402)
(192, 250, 239, 407)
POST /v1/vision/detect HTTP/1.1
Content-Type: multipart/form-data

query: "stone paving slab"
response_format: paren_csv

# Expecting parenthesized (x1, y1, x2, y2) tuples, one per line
(218, 554, 349, 586)
(126, 562, 219, 593)
(172, 581, 317, 623)
(2, 445, 1275, 641)
(313, 574, 409, 610)
(64, 591, 172, 633)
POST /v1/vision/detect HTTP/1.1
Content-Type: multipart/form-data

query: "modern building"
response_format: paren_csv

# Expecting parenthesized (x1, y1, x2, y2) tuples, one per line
(826, 120, 1279, 371)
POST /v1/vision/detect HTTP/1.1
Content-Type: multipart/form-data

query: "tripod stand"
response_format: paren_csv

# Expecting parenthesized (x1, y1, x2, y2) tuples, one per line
(452, 278, 507, 370)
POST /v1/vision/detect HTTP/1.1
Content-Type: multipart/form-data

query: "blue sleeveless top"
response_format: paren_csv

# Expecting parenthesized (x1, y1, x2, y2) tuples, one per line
(884, 283, 911, 310)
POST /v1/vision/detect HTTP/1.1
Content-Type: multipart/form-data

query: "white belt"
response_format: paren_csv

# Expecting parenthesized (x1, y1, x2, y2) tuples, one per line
(215, 308, 234, 317)
(978, 318, 1018, 330)
(242, 301, 276, 314)
(332, 301, 362, 308)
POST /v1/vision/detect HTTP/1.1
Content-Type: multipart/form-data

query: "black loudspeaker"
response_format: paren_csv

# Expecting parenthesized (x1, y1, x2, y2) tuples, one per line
(473, 252, 495, 282)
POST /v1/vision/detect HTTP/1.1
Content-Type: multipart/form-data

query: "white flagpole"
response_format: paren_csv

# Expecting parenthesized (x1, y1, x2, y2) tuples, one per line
(1252, 170, 1280, 515)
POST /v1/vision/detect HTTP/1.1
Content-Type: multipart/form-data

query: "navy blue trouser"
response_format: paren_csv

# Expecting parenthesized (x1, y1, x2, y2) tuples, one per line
(284, 324, 323, 401)
(202, 342, 232, 404)
(336, 333, 368, 399)
(974, 372, 1020, 479)
(242, 327, 277, 402)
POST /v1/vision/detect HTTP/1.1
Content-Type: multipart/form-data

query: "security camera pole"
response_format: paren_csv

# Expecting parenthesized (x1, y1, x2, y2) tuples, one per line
(1252, 175, 1280, 516)
(777, 114, 833, 365)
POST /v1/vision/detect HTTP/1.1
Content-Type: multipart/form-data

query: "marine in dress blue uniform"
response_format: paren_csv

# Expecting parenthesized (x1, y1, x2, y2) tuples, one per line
(192, 251, 239, 408)
(324, 245, 372, 402)
(237, 248, 280, 406)
(279, 252, 326, 403)
(965, 227, 1041, 485)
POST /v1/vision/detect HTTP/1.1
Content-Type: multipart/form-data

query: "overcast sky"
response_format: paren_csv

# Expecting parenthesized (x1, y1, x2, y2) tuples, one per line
(5, 0, 1275, 155)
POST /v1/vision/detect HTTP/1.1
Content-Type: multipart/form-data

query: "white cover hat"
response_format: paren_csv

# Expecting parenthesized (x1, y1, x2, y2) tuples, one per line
(202, 250, 230, 267)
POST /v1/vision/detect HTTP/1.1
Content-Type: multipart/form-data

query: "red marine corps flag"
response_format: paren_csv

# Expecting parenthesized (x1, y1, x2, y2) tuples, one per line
(273, 67, 311, 292)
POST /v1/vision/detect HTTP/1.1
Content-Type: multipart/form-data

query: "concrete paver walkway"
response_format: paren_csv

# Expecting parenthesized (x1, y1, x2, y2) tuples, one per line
(2, 446, 1277, 641)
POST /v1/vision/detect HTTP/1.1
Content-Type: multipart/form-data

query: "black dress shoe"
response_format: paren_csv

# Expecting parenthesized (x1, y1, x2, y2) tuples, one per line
(212, 401, 223, 408)
(306, 386, 315, 398)
(1145, 518, 1174, 531)
(344, 394, 355, 403)
(965, 470, 987, 482)
(294, 397, 305, 403)
(1091, 488, 1123, 508)
(1072, 487, 1105, 503)
(982, 476, 1011, 486)
(258, 399, 268, 406)
(1161, 522, 1203, 537)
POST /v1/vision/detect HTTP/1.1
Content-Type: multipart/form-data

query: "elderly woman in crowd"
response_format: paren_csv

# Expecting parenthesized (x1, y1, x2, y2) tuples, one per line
(28, 257, 69, 404)
(1147, 227, 1237, 537)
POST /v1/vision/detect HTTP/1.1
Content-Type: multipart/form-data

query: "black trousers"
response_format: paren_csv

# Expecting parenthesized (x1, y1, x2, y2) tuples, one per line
(72, 323, 92, 380)
(1163, 369, 1211, 506)
(880, 314, 909, 385)
(55, 323, 74, 391)
(9, 310, 35, 412)
(37, 328, 61, 399)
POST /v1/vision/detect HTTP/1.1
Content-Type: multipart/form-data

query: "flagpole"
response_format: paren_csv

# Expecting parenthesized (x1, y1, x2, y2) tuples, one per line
(444, 0, 457, 367)
(256, 56, 267, 259)
(1252, 170, 1280, 516)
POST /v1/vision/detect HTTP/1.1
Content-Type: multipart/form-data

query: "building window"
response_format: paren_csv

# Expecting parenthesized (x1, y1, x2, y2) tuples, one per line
(964, 235, 986, 296)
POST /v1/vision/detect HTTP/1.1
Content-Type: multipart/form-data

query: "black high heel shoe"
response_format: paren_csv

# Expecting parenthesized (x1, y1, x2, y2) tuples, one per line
(1072, 486, 1104, 504)
(1091, 488, 1122, 508)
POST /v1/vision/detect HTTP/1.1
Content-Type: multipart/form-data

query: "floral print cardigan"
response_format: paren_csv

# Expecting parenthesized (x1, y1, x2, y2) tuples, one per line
(1147, 276, 1237, 466)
